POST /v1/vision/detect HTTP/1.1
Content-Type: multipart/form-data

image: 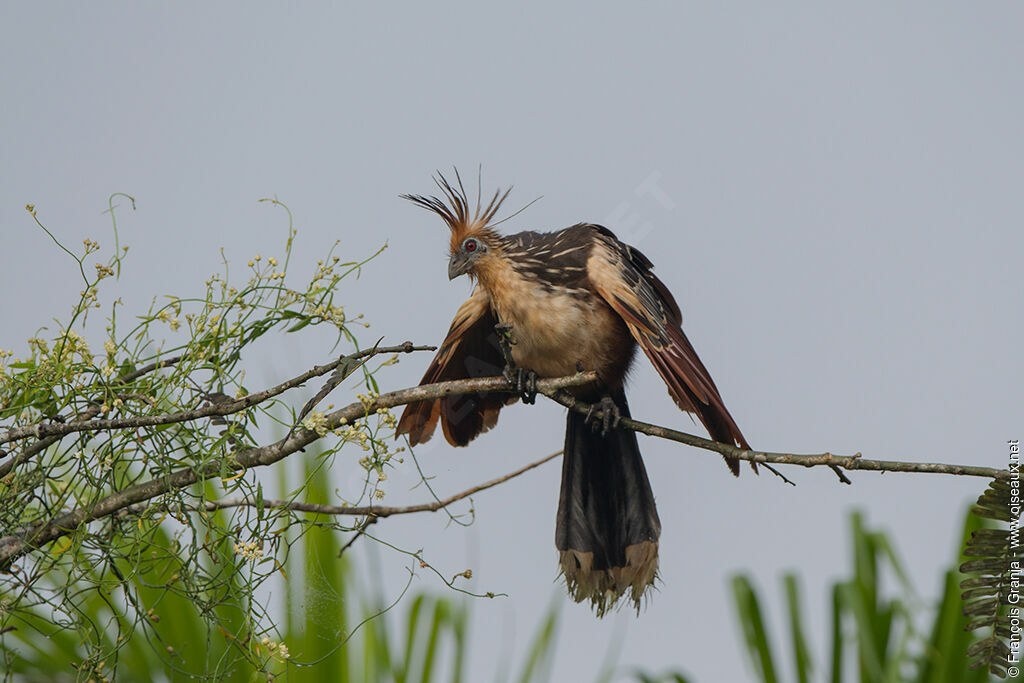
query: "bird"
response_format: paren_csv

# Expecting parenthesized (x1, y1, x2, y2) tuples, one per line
(396, 171, 752, 615)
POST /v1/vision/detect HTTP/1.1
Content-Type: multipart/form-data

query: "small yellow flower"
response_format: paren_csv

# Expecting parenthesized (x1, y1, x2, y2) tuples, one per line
(301, 411, 329, 437)
(232, 540, 264, 562)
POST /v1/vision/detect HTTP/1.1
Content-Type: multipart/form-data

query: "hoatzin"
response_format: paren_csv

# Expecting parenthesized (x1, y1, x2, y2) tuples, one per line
(397, 173, 752, 616)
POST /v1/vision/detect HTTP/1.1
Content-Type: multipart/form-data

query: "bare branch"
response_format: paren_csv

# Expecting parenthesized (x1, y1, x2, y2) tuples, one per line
(0, 366, 1009, 569)
(0, 357, 184, 478)
(544, 388, 1011, 481)
(113, 354, 185, 385)
(0, 434, 66, 480)
(0, 406, 102, 479)
(0, 372, 597, 568)
(201, 450, 561, 518)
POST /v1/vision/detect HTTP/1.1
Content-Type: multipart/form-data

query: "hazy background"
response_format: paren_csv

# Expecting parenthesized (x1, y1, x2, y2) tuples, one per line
(3, 4, 1021, 681)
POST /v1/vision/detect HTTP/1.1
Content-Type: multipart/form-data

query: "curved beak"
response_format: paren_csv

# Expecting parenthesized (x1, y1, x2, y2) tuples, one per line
(448, 252, 471, 280)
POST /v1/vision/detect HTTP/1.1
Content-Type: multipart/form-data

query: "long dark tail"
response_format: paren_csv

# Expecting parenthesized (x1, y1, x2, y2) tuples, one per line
(555, 391, 661, 616)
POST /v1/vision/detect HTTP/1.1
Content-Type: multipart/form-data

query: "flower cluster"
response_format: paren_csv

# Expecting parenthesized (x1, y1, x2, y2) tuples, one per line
(3, 204, 403, 679)
(83, 659, 112, 683)
(260, 637, 290, 661)
(246, 254, 286, 281)
(80, 286, 100, 309)
(156, 309, 181, 332)
(308, 303, 346, 328)
(301, 410, 329, 436)
(14, 329, 96, 388)
(233, 540, 264, 562)
(335, 396, 407, 501)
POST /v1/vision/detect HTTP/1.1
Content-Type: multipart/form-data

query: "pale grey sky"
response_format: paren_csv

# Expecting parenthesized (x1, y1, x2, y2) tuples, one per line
(3, 3, 1022, 681)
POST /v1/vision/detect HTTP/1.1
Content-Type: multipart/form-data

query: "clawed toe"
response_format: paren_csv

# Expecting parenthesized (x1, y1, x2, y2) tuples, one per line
(501, 365, 538, 404)
(585, 396, 622, 436)
(494, 323, 517, 351)
(516, 368, 539, 405)
(494, 323, 536, 404)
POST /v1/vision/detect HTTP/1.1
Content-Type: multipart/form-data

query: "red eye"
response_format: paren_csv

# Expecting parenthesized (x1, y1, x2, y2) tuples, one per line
(464, 239, 477, 252)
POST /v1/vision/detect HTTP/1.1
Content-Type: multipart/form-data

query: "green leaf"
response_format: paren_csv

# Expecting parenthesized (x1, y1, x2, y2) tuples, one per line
(830, 582, 845, 683)
(516, 603, 559, 683)
(783, 574, 813, 683)
(731, 575, 778, 683)
(286, 318, 312, 333)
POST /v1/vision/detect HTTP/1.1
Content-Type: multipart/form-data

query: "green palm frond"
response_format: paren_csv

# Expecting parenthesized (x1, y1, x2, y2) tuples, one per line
(959, 477, 1023, 678)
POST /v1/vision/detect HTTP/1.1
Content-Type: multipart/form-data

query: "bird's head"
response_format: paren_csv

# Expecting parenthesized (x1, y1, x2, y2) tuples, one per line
(446, 233, 493, 280)
(402, 170, 511, 281)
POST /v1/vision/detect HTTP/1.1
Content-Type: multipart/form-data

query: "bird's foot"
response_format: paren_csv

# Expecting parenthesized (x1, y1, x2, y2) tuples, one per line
(503, 366, 539, 405)
(494, 323, 537, 403)
(494, 323, 518, 370)
(494, 323, 516, 343)
(586, 396, 622, 436)
(494, 324, 518, 353)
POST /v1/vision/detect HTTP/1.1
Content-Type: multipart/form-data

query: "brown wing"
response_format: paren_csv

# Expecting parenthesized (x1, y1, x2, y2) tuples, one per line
(586, 229, 750, 475)
(396, 287, 514, 447)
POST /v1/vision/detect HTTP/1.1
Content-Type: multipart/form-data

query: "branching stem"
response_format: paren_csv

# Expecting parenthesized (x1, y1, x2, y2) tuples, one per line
(0, 362, 1008, 569)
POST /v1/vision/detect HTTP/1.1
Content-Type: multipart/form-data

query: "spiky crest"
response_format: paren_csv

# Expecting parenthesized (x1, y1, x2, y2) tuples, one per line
(401, 169, 512, 254)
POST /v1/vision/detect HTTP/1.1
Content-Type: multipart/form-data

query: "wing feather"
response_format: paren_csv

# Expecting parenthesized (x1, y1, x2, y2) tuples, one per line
(396, 288, 513, 446)
(586, 231, 750, 474)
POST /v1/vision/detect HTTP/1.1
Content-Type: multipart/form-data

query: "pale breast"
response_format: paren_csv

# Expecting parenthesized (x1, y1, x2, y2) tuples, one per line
(482, 267, 626, 380)
(468, 228, 638, 388)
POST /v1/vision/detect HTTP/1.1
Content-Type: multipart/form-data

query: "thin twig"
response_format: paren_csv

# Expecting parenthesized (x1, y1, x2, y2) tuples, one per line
(0, 357, 183, 478)
(0, 344, 434, 447)
(113, 354, 184, 385)
(0, 367, 1010, 569)
(0, 373, 595, 567)
(204, 450, 562, 518)
(337, 518, 377, 558)
(545, 388, 1010, 481)
(829, 464, 853, 485)
(0, 435, 64, 480)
